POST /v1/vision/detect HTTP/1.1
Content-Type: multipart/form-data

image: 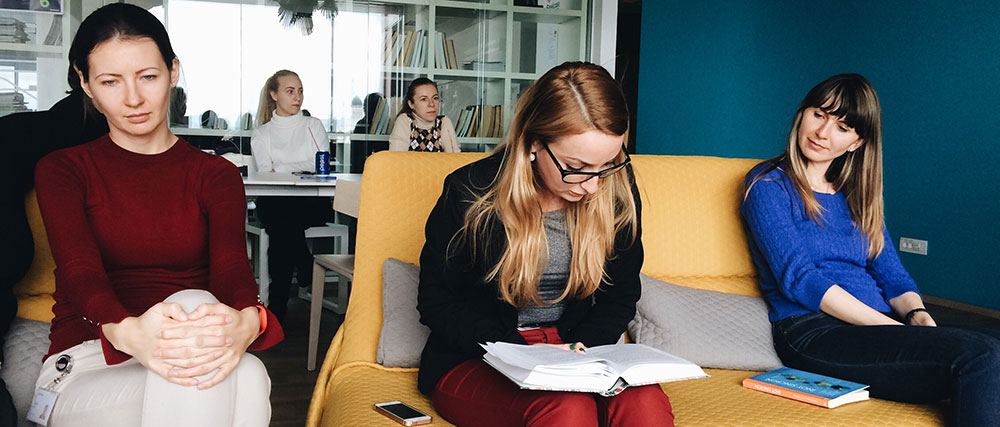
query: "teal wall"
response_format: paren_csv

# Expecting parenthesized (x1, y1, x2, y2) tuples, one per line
(637, 1, 1000, 309)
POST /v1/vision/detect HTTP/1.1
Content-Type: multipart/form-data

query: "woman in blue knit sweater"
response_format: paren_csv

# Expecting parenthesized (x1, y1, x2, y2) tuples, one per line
(742, 74, 1000, 425)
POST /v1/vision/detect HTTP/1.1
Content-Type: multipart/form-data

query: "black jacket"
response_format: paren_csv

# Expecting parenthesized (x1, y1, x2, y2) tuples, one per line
(415, 151, 644, 394)
(0, 91, 107, 343)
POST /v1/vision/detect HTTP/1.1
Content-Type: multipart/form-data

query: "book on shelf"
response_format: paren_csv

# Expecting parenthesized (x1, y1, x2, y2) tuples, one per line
(409, 30, 426, 68)
(456, 105, 503, 138)
(383, 30, 397, 63)
(434, 32, 447, 69)
(386, 29, 427, 68)
(368, 97, 386, 134)
(435, 31, 460, 70)
(408, 31, 419, 67)
(446, 39, 458, 70)
(401, 30, 415, 67)
(493, 105, 504, 137)
(454, 105, 473, 137)
(361, 97, 402, 135)
(466, 105, 481, 137)
(480, 105, 495, 138)
(417, 32, 424, 67)
(379, 98, 394, 134)
(454, 109, 466, 137)
(742, 367, 870, 409)
(375, 102, 388, 135)
(482, 342, 708, 397)
(383, 97, 402, 135)
(385, 29, 411, 66)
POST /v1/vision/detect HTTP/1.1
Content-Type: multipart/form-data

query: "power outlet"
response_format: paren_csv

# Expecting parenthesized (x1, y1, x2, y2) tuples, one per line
(899, 237, 928, 255)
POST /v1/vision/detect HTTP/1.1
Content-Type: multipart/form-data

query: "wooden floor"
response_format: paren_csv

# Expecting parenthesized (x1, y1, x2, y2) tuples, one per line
(253, 292, 1000, 426)
(253, 290, 344, 427)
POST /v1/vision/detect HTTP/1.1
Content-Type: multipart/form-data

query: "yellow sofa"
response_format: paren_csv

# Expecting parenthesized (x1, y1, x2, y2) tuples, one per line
(12, 191, 57, 324)
(307, 151, 945, 426)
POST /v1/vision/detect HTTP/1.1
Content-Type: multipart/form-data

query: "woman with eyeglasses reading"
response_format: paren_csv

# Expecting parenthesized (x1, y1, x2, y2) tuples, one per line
(416, 62, 673, 426)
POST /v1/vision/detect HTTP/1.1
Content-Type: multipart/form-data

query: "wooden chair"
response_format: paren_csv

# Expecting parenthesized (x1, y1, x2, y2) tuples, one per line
(307, 177, 361, 370)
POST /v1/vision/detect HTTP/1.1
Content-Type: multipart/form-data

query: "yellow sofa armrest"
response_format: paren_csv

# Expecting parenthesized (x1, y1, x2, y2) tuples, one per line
(13, 190, 55, 322)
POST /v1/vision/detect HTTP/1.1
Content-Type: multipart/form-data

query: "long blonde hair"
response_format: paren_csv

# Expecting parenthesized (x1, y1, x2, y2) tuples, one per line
(256, 69, 298, 126)
(457, 61, 638, 308)
(747, 74, 885, 258)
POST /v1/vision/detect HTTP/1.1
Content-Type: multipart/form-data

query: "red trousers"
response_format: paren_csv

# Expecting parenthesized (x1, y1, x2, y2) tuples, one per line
(431, 327, 675, 427)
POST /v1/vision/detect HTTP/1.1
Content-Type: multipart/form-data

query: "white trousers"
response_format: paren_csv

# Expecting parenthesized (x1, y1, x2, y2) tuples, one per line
(34, 290, 272, 427)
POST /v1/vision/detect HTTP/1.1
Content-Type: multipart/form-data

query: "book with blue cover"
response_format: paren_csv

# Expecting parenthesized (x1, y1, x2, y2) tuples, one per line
(742, 367, 869, 408)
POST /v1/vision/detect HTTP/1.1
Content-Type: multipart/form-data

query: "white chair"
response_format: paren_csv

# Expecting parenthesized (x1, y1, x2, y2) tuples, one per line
(307, 178, 360, 370)
(242, 156, 348, 305)
(245, 221, 348, 305)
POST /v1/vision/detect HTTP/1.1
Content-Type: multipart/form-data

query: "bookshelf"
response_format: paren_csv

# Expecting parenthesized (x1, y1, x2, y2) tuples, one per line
(346, 0, 591, 167)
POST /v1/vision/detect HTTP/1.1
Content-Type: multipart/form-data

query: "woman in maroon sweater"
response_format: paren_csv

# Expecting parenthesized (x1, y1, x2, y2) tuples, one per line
(31, 4, 282, 426)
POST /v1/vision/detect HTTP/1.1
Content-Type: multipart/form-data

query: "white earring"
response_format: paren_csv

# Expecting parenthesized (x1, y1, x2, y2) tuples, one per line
(530, 152, 536, 162)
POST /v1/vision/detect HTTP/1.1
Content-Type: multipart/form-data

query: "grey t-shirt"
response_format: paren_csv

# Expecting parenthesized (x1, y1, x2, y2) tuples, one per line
(517, 209, 571, 327)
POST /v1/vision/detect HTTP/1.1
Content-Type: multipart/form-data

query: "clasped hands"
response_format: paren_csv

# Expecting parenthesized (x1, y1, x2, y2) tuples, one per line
(103, 302, 260, 390)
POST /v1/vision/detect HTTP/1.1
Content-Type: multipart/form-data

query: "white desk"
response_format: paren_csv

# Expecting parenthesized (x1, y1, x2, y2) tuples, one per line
(242, 172, 361, 196)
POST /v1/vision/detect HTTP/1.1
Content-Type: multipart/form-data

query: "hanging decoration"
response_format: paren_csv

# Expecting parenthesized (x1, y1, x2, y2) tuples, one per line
(275, 0, 338, 35)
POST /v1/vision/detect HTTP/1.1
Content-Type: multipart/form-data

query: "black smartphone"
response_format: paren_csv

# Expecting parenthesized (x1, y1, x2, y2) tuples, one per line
(373, 401, 432, 426)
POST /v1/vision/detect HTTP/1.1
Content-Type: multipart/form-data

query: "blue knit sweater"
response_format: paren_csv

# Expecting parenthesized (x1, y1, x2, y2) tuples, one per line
(741, 164, 919, 322)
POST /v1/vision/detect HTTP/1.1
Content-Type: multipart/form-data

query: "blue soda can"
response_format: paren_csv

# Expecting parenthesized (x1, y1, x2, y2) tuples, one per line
(315, 151, 330, 175)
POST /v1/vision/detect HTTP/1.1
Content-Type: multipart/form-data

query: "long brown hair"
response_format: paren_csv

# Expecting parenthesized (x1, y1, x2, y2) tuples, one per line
(458, 61, 637, 308)
(747, 74, 885, 258)
(257, 69, 299, 126)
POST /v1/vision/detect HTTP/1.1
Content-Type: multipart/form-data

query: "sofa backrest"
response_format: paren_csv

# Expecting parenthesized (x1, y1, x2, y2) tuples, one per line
(13, 190, 57, 322)
(337, 151, 487, 365)
(632, 155, 761, 296)
(334, 151, 762, 366)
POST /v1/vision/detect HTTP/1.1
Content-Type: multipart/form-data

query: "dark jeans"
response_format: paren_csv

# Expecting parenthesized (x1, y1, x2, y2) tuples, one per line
(256, 196, 333, 322)
(1, 378, 14, 427)
(773, 312, 1000, 426)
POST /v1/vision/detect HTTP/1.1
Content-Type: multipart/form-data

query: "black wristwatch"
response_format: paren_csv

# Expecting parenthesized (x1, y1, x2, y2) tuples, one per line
(904, 307, 929, 325)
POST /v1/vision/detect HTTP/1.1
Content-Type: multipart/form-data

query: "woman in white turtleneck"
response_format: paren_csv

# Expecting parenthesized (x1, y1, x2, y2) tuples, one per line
(388, 77, 460, 152)
(250, 70, 333, 321)
(251, 70, 327, 172)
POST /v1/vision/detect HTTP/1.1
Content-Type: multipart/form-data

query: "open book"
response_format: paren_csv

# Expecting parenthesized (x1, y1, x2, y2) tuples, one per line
(481, 342, 708, 397)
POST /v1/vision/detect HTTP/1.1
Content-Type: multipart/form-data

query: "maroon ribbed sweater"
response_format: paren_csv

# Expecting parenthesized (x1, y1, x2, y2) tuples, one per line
(35, 134, 282, 364)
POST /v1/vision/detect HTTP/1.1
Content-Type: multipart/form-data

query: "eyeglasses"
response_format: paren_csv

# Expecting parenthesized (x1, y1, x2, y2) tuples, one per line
(541, 141, 631, 184)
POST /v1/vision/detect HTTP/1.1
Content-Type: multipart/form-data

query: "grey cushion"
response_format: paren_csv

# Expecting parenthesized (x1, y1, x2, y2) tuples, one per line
(377, 258, 431, 368)
(628, 274, 782, 371)
(1, 317, 51, 427)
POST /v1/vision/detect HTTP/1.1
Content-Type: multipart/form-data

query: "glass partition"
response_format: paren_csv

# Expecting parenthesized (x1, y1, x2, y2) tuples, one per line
(2, 0, 591, 172)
